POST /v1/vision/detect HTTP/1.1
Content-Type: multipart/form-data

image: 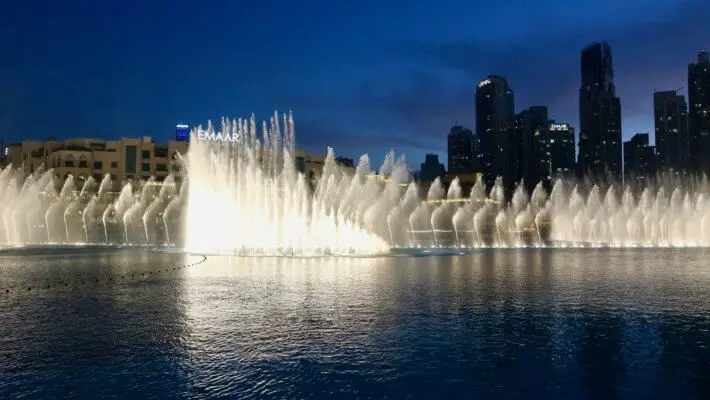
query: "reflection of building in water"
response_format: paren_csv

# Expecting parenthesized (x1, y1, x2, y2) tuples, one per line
(5, 137, 188, 190)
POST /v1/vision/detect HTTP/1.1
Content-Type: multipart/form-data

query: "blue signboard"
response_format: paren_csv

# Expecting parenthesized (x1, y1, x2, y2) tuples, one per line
(175, 124, 189, 142)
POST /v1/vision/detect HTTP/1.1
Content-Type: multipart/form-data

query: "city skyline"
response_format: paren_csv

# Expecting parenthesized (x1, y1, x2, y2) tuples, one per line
(1, 0, 709, 168)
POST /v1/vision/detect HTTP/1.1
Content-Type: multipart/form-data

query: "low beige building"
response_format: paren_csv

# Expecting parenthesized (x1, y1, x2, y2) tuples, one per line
(293, 149, 356, 181)
(4, 138, 354, 191)
(5, 137, 188, 190)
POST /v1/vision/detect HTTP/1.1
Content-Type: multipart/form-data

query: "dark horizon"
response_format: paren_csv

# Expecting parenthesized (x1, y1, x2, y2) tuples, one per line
(1, 0, 709, 168)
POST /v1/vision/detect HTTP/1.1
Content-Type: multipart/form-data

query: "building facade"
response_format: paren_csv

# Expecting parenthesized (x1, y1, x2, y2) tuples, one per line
(547, 122, 576, 181)
(3, 136, 348, 192)
(447, 125, 476, 174)
(578, 42, 622, 181)
(623, 133, 655, 184)
(475, 75, 516, 194)
(5, 137, 189, 190)
(654, 90, 689, 174)
(419, 154, 446, 182)
(688, 51, 710, 173)
(515, 106, 549, 191)
(293, 150, 356, 189)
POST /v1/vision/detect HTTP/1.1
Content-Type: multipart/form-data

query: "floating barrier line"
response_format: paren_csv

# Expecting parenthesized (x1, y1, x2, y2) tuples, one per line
(1, 253, 207, 298)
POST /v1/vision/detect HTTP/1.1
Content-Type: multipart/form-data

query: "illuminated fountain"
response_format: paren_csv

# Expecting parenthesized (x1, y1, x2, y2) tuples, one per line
(3, 112, 710, 252)
(0, 166, 185, 248)
(184, 113, 390, 255)
(183, 112, 710, 252)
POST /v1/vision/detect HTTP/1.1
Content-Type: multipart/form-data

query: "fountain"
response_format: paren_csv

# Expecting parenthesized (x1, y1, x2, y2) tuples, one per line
(184, 114, 389, 255)
(3, 112, 710, 253)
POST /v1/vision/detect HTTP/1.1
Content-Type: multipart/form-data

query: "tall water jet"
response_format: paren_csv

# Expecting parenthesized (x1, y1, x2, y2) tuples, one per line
(430, 177, 461, 246)
(64, 176, 96, 243)
(387, 182, 420, 247)
(19, 169, 54, 244)
(143, 175, 178, 244)
(83, 174, 113, 243)
(104, 183, 135, 244)
(123, 178, 157, 244)
(363, 151, 409, 243)
(184, 114, 388, 255)
(45, 175, 75, 243)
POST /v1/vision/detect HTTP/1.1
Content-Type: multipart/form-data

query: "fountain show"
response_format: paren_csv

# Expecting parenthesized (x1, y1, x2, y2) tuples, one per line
(2, 113, 710, 255)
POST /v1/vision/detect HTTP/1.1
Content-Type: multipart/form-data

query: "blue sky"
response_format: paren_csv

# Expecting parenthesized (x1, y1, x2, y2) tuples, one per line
(1, 0, 708, 169)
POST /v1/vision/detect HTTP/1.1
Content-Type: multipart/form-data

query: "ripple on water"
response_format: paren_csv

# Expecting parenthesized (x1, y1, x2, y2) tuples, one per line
(1, 247, 710, 398)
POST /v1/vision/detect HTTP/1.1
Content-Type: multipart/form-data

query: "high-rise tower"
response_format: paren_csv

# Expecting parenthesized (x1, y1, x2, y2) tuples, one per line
(688, 51, 710, 172)
(447, 125, 475, 174)
(654, 90, 689, 174)
(515, 106, 548, 192)
(475, 75, 516, 194)
(578, 42, 622, 181)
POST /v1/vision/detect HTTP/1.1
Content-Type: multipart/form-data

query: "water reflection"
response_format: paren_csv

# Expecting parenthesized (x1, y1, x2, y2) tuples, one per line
(0, 248, 194, 397)
(1, 248, 710, 398)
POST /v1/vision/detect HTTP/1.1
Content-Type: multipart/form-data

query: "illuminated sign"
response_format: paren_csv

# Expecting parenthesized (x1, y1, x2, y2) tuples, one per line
(478, 79, 491, 87)
(175, 124, 189, 141)
(550, 123, 570, 131)
(197, 129, 241, 143)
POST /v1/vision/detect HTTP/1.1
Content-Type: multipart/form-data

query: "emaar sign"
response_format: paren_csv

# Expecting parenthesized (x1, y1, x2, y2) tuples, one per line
(197, 129, 241, 143)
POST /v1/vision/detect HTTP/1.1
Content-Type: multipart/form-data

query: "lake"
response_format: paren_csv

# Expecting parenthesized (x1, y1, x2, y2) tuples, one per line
(1, 246, 709, 399)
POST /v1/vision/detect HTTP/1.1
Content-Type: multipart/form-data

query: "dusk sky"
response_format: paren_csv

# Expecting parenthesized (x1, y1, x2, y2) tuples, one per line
(1, 0, 709, 168)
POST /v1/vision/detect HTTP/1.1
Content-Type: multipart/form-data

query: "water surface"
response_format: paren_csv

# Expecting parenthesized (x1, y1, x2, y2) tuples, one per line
(1, 247, 709, 399)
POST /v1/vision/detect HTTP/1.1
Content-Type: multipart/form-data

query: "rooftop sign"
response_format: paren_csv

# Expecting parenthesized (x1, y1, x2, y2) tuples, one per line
(550, 123, 570, 131)
(196, 129, 241, 143)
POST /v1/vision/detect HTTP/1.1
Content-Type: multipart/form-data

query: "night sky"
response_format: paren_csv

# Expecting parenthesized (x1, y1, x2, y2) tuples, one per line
(1, 0, 708, 169)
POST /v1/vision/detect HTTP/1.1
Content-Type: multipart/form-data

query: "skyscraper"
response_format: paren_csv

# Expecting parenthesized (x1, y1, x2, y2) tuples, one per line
(547, 122, 576, 180)
(472, 134, 482, 172)
(475, 75, 516, 194)
(447, 125, 475, 174)
(688, 51, 710, 172)
(515, 106, 549, 192)
(653, 90, 689, 174)
(623, 133, 655, 184)
(578, 42, 622, 181)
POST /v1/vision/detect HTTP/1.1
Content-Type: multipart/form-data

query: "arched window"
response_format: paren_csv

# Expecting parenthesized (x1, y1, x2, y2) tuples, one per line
(64, 155, 75, 168)
(78, 155, 88, 168)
